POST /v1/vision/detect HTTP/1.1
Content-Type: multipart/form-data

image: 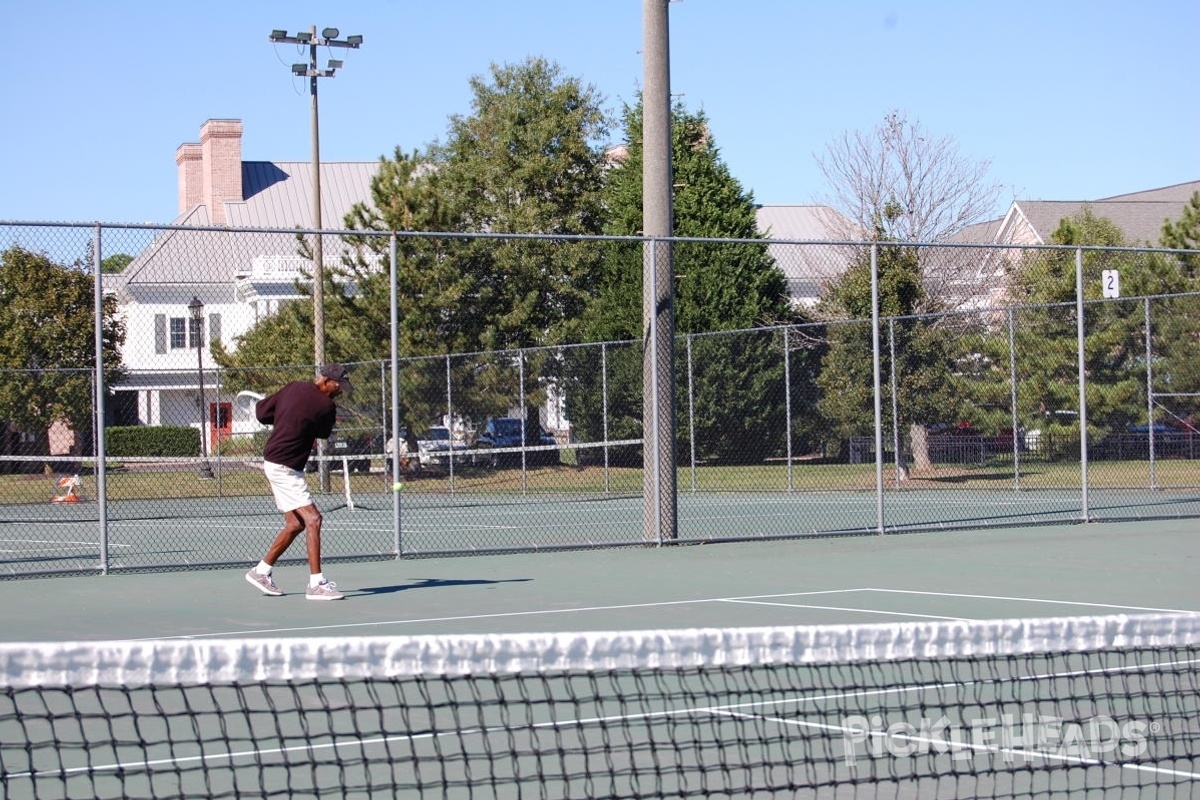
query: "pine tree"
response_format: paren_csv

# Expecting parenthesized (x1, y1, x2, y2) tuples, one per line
(814, 226, 961, 472)
(566, 101, 806, 464)
(221, 58, 611, 426)
(1007, 207, 1200, 439)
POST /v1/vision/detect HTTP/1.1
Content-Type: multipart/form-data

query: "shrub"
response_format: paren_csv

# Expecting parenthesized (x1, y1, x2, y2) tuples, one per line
(106, 426, 199, 458)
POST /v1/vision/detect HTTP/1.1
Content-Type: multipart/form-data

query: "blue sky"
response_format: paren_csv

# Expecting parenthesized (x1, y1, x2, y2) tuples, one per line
(2, 0, 1196, 225)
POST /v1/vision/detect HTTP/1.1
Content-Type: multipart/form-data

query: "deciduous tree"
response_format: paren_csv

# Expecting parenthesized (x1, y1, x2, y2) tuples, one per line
(816, 110, 1002, 309)
(0, 246, 126, 456)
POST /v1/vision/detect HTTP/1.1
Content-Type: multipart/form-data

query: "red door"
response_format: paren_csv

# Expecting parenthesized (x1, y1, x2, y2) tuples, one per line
(210, 403, 232, 450)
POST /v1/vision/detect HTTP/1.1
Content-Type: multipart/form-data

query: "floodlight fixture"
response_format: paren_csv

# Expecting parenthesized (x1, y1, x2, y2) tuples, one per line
(291, 63, 307, 76)
(295, 31, 312, 43)
(322, 27, 340, 40)
(328, 59, 343, 70)
(270, 29, 288, 41)
(346, 34, 363, 46)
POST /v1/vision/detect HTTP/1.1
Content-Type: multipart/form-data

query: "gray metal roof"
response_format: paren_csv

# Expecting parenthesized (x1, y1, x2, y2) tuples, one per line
(755, 204, 857, 242)
(227, 161, 380, 229)
(118, 162, 381, 288)
(755, 205, 860, 294)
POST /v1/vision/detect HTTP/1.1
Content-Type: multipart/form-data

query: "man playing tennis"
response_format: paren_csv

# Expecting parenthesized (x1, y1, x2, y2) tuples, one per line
(244, 364, 352, 600)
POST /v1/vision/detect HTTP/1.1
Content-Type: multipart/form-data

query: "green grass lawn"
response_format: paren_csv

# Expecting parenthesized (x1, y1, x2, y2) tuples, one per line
(1, 456, 1196, 506)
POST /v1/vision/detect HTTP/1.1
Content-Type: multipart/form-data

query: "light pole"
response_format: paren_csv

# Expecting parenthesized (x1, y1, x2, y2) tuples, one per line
(270, 26, 362, 493)
(267, 26, 363, 371)
(189, 297, 214, 480)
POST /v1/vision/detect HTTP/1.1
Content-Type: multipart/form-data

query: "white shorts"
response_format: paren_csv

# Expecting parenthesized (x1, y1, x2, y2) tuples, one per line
(262, 461, 314, 512)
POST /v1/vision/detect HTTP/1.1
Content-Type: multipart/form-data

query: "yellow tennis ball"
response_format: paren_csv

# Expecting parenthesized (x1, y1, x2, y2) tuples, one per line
(392, 482, 404, 491)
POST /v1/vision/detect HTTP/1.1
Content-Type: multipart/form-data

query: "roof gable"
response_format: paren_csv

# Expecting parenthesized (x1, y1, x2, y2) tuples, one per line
(982, 180, 1200, 247)
(1013, 199, 1190, 246)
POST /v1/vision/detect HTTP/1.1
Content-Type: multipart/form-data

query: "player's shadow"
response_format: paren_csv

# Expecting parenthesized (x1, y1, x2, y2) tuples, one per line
(354, 577, 532, 596)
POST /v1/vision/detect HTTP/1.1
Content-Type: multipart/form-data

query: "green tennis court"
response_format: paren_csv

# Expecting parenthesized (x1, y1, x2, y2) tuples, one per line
(1, 518, 1197, 798)
(4, 484, 1200, 573)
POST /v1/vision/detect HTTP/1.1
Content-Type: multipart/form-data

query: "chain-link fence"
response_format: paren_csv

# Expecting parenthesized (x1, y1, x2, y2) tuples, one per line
(1, 222, 1198, 577)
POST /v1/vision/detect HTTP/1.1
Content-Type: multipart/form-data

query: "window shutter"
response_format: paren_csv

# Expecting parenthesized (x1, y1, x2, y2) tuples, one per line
(155, 314, 167, 354)
(209, 313, 221, 345)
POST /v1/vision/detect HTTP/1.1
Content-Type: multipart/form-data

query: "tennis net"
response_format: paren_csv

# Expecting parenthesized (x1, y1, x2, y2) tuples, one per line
(1, 614, 1197, 799)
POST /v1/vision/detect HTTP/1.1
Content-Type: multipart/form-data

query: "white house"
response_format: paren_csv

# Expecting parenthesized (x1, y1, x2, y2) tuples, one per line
(111, 119, 379, 448)
(943, 180, 1200, 309)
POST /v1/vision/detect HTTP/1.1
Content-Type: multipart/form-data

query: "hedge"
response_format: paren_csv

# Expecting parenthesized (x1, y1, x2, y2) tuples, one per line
(106, 426, 200, 458)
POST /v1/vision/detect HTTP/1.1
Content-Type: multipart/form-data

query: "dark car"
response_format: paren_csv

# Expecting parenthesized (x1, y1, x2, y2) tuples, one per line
(473, 418, 558, 468)
(305, 429, 382, 473)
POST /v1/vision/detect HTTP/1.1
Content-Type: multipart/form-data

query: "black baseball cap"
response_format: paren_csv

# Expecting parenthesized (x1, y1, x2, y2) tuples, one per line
(319, 364, 353, 391)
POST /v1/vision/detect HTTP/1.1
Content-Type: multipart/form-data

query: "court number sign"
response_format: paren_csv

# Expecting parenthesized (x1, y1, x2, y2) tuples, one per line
(1102, 269, 1120, 298)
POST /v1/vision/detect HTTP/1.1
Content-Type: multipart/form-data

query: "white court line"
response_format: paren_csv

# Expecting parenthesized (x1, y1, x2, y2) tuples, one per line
(0, 538, 116, 546)
(149, 588, 881, 640)
(0, 538, 132, 554)
(148, 585, 1196, 641)
(719, 598, 971, 621)
(680, 494, 1090, 509)
(863, 588, 1199, 616)
(710, 654, 1200, 783)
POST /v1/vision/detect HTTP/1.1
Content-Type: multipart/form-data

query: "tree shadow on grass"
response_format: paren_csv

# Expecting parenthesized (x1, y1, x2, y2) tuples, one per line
(912, 469, 1037, 484)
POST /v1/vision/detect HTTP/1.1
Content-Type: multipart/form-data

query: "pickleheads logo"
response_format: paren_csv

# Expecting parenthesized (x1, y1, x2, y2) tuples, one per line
(840, 713, 1156, 766)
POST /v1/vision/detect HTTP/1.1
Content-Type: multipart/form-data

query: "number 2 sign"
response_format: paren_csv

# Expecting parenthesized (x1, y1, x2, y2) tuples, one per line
(1102, 269, 1120, 299)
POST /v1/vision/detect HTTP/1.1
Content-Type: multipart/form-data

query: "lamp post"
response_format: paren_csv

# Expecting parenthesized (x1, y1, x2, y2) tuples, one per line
(189, 297, 214, 480)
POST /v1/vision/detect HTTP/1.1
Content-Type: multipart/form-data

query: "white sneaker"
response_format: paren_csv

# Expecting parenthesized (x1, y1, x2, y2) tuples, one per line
(245, 569, 282, 596)
(306, 580, 345, 601)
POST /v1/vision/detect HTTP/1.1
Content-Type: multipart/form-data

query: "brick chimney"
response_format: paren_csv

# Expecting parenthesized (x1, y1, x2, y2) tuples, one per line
(175, 119, 244, 224)
(174, 142, 203, 216)
(199, 119, 243, 225)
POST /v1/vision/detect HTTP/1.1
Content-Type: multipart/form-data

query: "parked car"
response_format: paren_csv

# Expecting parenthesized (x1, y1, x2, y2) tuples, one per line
(415, 425, 470, 469)
(305, 429, 382, 473)
(473, 417, 558, 468)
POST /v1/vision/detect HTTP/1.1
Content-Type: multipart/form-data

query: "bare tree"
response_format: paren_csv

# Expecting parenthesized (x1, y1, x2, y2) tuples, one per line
(816, 110, 1003, 310)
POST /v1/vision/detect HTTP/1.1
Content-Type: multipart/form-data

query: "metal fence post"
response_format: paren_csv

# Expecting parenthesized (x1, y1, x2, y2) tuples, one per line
(870, 243, 885, 534)
(1144, 297, 1157, 490)
(1075, 247, 1090, 521)
(888, 318, 902, 488)
(783, 326, 794, 492)
(601, 342, 610, 492)
(92, 223, 109, 573)
(686, 334, 696, 493)
(519, 351, 528, 494)
(389, 232, 401, 557)
(1007, 308, 1022, 490)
